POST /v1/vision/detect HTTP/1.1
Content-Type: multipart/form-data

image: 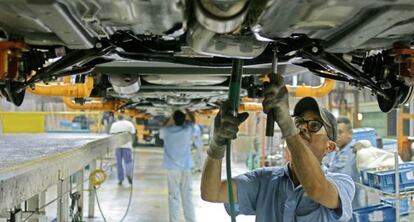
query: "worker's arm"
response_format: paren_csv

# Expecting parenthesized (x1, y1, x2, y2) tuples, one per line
(185, 109, 195, 123)
(201, 157, 238, 203)
(200, 101, 248, 203)
(285, 135, 340, 208)
(262, 73, 340, 209)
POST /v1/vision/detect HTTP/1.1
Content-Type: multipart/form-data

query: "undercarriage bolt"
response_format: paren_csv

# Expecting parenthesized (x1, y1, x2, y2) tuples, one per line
(251, 24, 262, 33)
(380, 81, 392, 90)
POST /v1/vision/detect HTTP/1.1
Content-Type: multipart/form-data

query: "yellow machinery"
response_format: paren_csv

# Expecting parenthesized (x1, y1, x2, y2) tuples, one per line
(133, 116, 152, 144)
(397, 110, 414, 161)
(28, 76, 124, 111)
(0, 112, 45, 133)
(0, 111, 103, 133)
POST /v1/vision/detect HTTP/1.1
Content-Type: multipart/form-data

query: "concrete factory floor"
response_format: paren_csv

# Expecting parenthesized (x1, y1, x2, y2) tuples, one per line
(44, 147, 255, 222)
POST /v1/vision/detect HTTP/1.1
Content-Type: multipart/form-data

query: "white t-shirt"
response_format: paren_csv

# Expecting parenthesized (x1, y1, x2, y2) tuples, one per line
(109, 120, 136, 149)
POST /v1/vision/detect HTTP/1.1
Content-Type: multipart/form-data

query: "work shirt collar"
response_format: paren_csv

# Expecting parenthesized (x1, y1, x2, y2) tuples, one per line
(282, 162, 328, 189)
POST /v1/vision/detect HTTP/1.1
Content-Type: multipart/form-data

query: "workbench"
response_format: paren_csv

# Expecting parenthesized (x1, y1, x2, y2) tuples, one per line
(0, 133, 129, 222)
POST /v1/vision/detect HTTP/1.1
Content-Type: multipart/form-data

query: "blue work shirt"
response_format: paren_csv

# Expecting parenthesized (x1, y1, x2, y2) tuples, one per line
(225, 164, 354, 222)
(160, 122, 194, 170)
(323, 142, 360, 183)
(193, 124, 203, 149)
(323, 141, 362, 208)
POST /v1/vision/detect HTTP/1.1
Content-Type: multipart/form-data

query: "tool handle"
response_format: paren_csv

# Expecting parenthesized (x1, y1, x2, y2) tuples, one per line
(266, 110, 275, 137)
(227, 59, 243, 222)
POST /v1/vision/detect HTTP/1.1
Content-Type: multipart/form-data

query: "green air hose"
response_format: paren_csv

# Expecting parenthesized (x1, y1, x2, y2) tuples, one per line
(226, 59, 243, 222)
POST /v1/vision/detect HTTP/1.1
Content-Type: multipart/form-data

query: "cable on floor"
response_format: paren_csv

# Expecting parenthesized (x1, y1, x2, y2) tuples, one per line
(93, 150, 135, 222)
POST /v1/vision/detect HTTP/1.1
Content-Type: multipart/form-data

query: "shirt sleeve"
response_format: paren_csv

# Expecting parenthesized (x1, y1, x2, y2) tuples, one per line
(224, 168, 269, 216)
(129, 122, 136, 134)
(325, 172, 355, 221)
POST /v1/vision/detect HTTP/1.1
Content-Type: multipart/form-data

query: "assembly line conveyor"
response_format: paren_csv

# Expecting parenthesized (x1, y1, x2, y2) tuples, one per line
(0, 133, 129, 222)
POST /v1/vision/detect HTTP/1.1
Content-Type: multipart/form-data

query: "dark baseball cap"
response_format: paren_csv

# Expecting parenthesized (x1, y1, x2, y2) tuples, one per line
(293, 97, 337, 141)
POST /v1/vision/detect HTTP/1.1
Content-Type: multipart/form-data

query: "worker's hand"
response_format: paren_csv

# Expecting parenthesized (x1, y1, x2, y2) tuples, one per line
(186, 109, 196, 123)
(208, 101, 249, 159)
(262, 73, 299, 138)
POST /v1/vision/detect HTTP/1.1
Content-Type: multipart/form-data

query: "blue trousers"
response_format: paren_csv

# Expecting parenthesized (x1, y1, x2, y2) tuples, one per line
(115, 148, 133, 182)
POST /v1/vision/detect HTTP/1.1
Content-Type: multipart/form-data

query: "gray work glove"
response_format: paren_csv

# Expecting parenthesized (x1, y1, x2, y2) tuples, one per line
(207, 101, 249, 159)
(262, 73, 299, 138)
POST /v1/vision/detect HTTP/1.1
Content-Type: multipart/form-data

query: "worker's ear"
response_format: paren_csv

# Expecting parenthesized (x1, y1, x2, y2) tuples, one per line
(326, 141, 336, 153)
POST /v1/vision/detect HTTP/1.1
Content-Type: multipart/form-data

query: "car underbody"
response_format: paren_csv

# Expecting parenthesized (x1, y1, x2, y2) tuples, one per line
(1, 0, 414, 114)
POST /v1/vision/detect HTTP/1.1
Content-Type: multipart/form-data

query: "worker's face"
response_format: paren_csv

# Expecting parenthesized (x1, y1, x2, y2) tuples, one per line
(294, 110, 336, 162)
(336, 123, 352, 150)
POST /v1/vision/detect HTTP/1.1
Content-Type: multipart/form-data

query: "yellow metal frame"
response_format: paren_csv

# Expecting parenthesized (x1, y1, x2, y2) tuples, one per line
(28, 76, 94, 97)
(63, 97, 122, 111)
(122, 109, 147, 118)
(28, 75, 123, 112)
(397, 112, 414, 161)
(0, 41, 26, 80)
(239, 102, 263, 112)
(0, 111, 103, 133)
(293, 79, 335, 97)
(0, 112, 45, 133)
(259, 74, 336, 97)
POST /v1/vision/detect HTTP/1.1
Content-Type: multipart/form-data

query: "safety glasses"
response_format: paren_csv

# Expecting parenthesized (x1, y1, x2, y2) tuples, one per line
(294, 116, 324, 133)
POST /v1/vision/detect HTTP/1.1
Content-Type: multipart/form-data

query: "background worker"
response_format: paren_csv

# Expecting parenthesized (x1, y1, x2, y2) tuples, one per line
(109, 114, 136, 185)
(323, 116, 361, 208)
(200, 73, 354, 221)
(160, 110, 197, 222)
(102, 111, 115, 133)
